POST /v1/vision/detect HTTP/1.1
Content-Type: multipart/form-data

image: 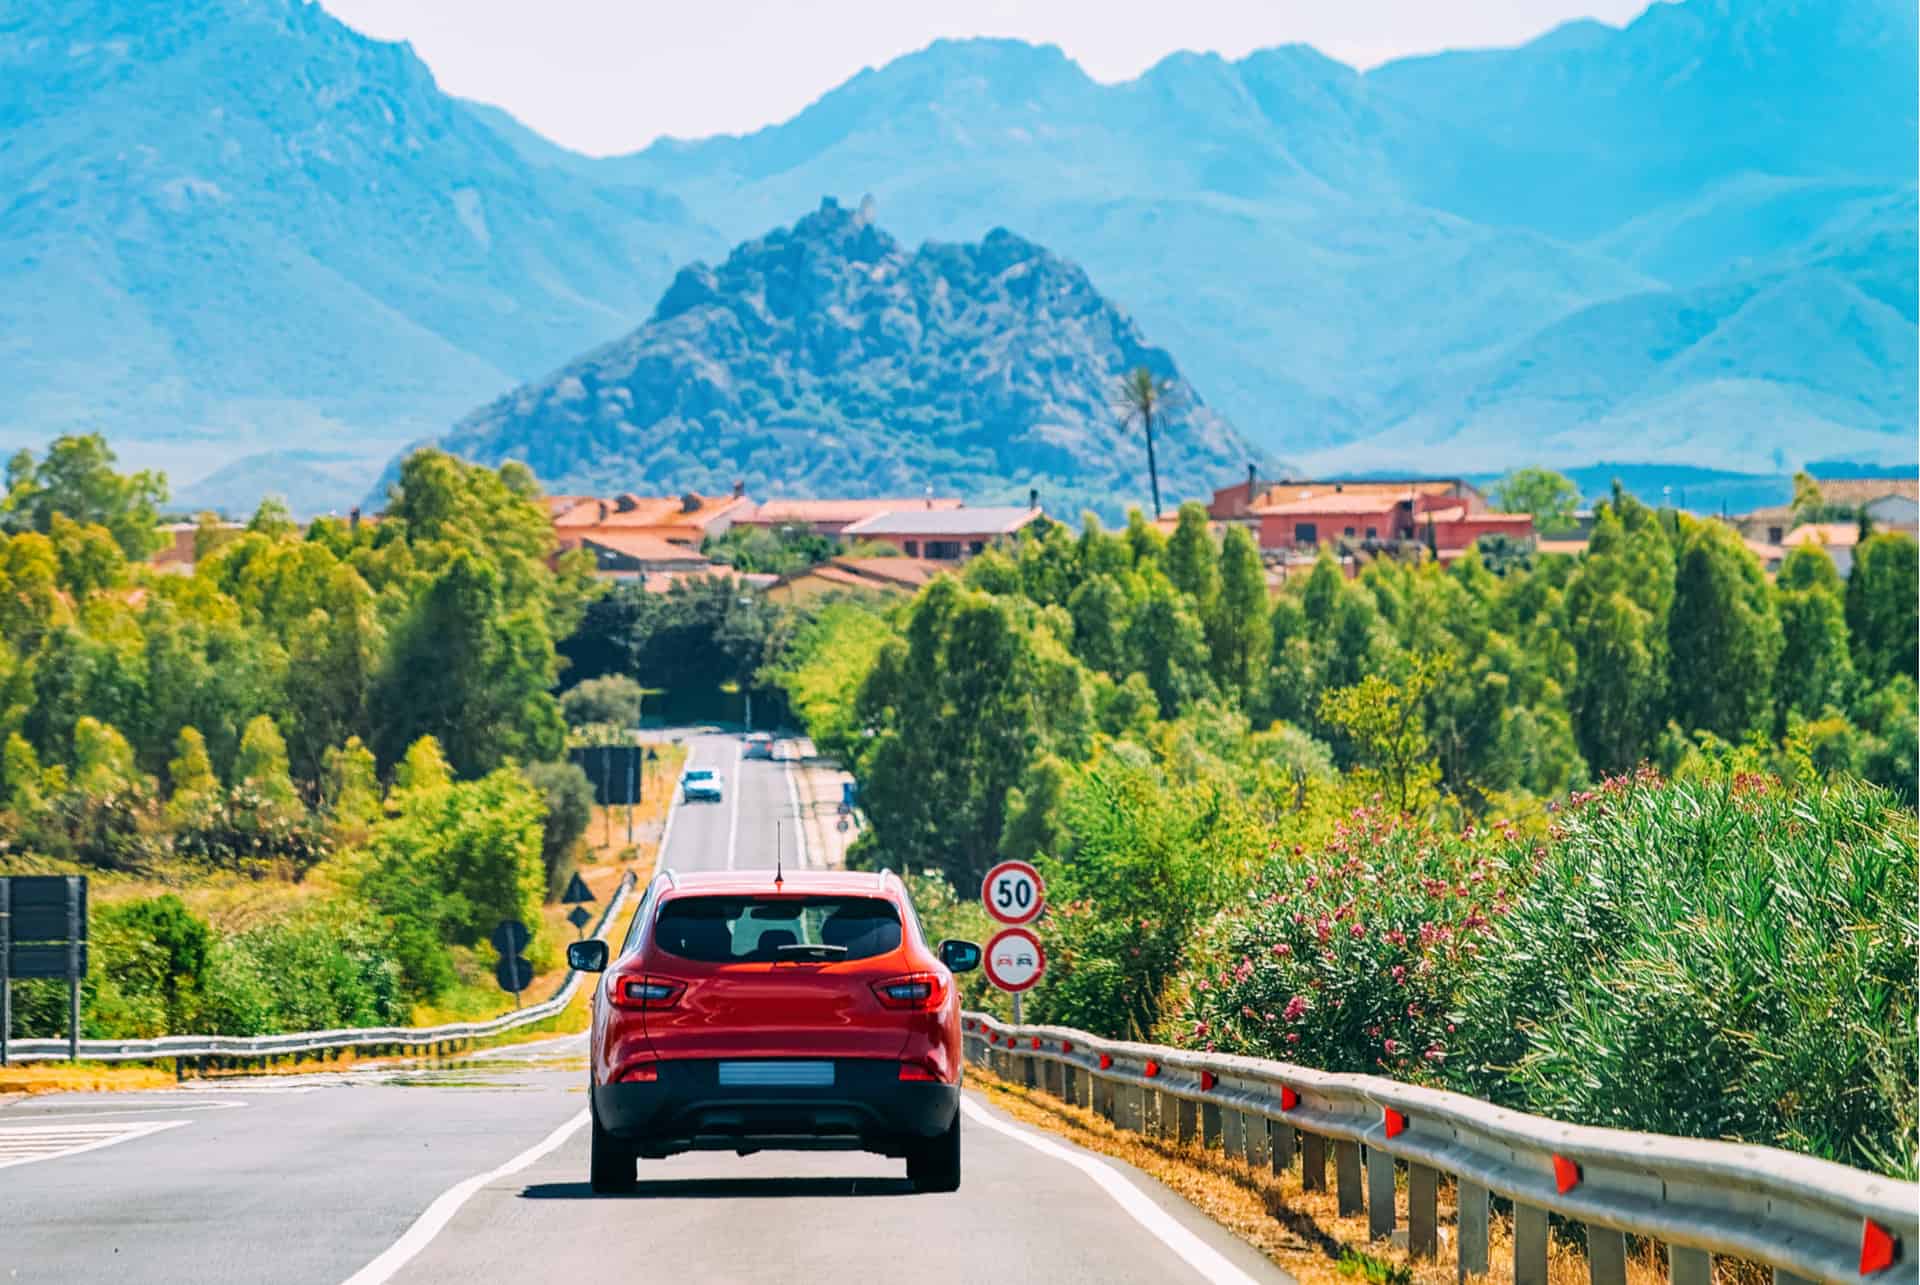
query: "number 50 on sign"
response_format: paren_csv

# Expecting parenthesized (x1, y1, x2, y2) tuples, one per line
(981, 860, 1043, 926)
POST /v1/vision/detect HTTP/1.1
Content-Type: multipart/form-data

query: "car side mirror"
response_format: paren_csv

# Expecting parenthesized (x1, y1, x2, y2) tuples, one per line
(568, 940, 609, 972)
(939, 939, 981, 973)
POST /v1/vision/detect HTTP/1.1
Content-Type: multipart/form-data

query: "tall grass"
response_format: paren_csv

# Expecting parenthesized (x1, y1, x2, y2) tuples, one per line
(1184, 771, 1918, 1179)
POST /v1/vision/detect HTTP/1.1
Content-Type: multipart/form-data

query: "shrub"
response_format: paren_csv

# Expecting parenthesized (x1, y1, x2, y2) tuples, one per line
(199, 905, 407, 1034)
(1180, 805, 1512, 1076)
(1455, 772, 1918, 1178)
(560, 674, 645, 729)
(523, 760, 595, 898)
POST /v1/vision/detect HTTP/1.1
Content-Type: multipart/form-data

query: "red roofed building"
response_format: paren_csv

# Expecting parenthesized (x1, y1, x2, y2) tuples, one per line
(839, 506, 1044, 560)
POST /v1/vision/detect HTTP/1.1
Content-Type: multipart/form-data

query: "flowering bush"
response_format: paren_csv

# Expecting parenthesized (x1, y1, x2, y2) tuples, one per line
(1177, 803, 1520, 1078)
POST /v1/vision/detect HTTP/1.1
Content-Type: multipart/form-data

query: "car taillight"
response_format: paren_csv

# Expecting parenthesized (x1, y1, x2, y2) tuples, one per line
(611, 974, 685, 1010)
(616, 1062, 659, 1083)
(898, 1060, 941, 1082)
(871, 972, 945, 1011)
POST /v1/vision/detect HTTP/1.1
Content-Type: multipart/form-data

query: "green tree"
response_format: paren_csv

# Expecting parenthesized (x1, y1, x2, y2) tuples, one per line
(1564, 492, 1674, 772)
(1774, 547, 1854, 727)
(72, 716, 146, 798)
(1667, 520, 1781, 741)
(394, 735, 452, 793)
(1208, 525, 1270, 705)
(320, 737, 382, 840)
(234, 715, 301, 814)
(372, 551, 564, 777)
(1317, 660, 1444, 814)
(2, 434, 168, 560)
(47, 515, 127, 598)
(1124, 579, 1214, 718)
(522, 760, 596, 899)
(1163, 503, 1218, 606)
(165, 726, 221, 827)
(1492, 467, 1581, 536)
(1845, 533, 1919, 687)
(1115, 367, 1172, 519)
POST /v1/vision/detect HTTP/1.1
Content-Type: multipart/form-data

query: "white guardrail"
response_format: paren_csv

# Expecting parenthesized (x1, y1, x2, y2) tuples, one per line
(961, 1013, 1917, 1285)
(3, 871, 636, 1067)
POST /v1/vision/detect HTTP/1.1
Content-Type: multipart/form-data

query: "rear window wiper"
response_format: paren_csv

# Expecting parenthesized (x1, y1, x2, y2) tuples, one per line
(775, 943, 848, 959)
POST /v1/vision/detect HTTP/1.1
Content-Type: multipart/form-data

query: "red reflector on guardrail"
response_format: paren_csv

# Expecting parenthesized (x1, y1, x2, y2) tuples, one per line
(1099, 1053, 1113, 1070)
(1553, 1155, 1581, 1193)
(1280, 1086, 1298, 1110)
(1383, 1107, 1407, 1138)
(1200, 1071, 1216, 1091)
(1144, 1060, 1159, 1077)
(1032, 1037, 1042, 1050)
(1862, 1220, 1899, 1275)
(1061, 1040, 1073, 1053)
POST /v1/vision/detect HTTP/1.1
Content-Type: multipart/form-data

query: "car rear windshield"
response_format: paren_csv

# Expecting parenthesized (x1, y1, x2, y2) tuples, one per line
(654, 896, 902, 962)
(684, 769, 715, 781)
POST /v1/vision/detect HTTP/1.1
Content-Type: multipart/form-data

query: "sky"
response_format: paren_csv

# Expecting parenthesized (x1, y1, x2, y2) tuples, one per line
(317, 0, 1659, 157)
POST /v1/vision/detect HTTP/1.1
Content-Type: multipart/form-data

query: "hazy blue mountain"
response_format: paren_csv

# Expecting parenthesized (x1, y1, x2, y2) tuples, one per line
(0, 0, 707, 470)
(3, 0, 1912, 512)
(554, 0, 1913, 472)
(432, 200, 1266, 515)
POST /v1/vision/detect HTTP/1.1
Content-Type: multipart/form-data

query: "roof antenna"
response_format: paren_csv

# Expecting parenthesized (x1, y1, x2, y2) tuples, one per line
(775, 821, 784, 889)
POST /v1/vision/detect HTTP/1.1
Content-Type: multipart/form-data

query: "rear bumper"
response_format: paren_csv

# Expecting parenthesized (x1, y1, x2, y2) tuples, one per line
(594, 1058, 959, 1158)
(682, 789, 722, 802)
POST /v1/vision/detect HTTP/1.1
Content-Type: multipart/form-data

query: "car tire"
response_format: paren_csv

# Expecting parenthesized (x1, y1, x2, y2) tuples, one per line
(590, 1105, 636, 1195)
(906, 1113, 961, 1193)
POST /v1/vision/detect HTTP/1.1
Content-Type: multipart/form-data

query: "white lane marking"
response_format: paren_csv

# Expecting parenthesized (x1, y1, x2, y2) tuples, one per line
(0, 1119, 189, 1171)
(339, 1108, 589, 1285)
(171, 1084, 322, 1094)
(724, 737, 745, 870)
(782, 756, 812, 869)
(959, 1097, 1266, 1285)
(469, 1034, 585, 1061)
(7, 1100, 249, 1122)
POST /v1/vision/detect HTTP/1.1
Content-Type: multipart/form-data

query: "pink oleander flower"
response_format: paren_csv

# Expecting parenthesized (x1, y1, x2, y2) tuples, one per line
(1234, 958, 1254, 982)
(1272, 942, 1292, 958)
(1348, 921, 1365, 939)
(1383, 1038, 1402, 1054)
(1283, 995, 1309, 1022)
(1391, 965, 1407, 983)
(1286, 1032, 1300, 1044)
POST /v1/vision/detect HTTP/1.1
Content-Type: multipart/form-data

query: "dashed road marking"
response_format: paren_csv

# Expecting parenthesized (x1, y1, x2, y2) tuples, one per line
(0, 1119, 190, 1171)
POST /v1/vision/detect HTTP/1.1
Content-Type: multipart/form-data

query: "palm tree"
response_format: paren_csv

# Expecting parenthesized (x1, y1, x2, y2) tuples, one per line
(1116, 366, 1172, 519)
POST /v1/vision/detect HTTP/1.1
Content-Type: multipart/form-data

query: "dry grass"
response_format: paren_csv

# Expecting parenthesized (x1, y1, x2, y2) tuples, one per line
(966, 1068, 1706, 1285)
(0, 1063, 176, 1095)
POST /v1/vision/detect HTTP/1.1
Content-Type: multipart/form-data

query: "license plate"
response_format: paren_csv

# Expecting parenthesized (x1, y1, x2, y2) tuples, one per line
(717, 1061, 835, 1087)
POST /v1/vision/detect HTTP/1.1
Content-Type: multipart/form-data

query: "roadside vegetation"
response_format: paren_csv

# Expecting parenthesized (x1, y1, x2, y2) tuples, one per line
(1, 436, 603, 1039)
(768, 491, 1919, 1178)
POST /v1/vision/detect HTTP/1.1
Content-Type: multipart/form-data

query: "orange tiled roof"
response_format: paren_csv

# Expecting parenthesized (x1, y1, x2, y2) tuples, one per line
(552, 493, 748, 529)
(579, 532, 713, 564)
(1783, 523, 1862, 549)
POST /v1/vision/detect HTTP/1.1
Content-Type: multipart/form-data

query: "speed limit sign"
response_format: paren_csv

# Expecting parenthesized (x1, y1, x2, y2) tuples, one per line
(984, 926, 1045, 992)
(981, 860, 1044, 925)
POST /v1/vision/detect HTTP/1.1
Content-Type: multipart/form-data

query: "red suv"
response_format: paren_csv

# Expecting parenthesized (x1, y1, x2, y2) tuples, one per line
(568, 868, 982, 1194)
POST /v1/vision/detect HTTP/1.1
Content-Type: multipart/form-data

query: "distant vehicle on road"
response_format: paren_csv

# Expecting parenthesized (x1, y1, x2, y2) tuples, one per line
(742, 732, 773, 760)
(567, 868, 982, 1194)
(680, 768, 724, 803)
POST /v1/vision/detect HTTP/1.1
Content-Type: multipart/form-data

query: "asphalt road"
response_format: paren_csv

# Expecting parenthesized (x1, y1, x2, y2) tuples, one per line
(0, 732, 1291, 1285)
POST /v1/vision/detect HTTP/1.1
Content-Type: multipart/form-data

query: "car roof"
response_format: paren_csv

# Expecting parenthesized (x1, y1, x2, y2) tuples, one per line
(658, 868, 898, 899)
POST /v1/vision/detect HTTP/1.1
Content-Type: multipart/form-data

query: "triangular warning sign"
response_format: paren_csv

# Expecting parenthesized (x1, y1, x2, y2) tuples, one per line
(561, 872, 596, 904)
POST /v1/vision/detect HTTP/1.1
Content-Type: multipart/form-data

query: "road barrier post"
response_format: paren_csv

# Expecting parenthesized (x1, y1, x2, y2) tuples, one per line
(1201, 1101, 1222, 1149)
(1272, 1121, 1294, 1173)
(1515, 1202, 1550, 1285)
(1302, 1131, 1326, 1190)
(1668, 1245, 1711, 1285)
(1408, 1164, 1439, 1259)
(1177, 1097, 1197, 1145)
(1222, 1107, 1246, 1162)
(1335, 1139, 1364, 1215)
(1457, 1180, 1490, 1278)
(1246, 1115, 1270, 1169)
(1588, 1226, 1628, 1285)
(1367, 1147, 1396, 1239)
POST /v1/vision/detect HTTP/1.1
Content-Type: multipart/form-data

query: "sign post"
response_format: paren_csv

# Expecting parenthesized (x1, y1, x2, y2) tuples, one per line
(981, 860, 1046, 1025)
(491, 919, 533, 1010)
(561, 871, 596, 939)
(0, 876, 89, 1061)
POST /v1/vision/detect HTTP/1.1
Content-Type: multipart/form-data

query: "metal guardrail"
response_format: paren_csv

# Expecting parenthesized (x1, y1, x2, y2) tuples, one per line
(962, 1012, 1917, 1285)
(4, 872, 637, 1066)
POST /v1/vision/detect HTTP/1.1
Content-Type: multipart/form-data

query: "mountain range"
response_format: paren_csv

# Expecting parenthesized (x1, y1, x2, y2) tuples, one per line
(2, 0, 1913, 514)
